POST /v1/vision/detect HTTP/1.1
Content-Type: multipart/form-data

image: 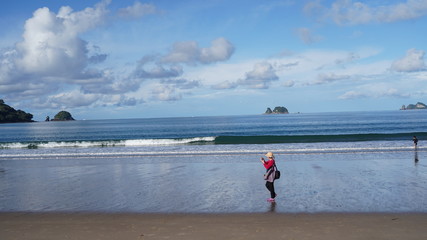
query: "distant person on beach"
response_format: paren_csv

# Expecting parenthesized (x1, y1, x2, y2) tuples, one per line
(261, 152, 277, 202)
(413, 136, 418, 148)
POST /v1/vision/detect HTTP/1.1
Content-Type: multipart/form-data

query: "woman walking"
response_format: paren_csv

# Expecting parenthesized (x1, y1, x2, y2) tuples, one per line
(413, 136, 418, 148)
(261, 152, 277, 202)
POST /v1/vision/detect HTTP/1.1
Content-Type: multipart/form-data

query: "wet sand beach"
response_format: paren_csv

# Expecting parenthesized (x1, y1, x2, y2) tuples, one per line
(1, 212, 427, 240)
(1, 150, 426, 213)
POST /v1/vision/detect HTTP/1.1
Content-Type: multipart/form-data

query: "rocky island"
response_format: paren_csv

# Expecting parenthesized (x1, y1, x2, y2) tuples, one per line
(51, 111, 75, 121)
(400, 102, 426, 110)
(0, 99, 33, 123)
(264, 106, 289, 114)
(0, 99, 76, 123)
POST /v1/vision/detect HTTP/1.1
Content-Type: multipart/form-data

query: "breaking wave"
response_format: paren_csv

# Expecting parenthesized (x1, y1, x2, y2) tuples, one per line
(0, 137, 216, 149)
(0, 132, 425, 150)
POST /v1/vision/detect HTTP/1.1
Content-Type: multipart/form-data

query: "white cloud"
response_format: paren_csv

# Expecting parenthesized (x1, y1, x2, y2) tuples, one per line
(117, 1, 158, 19)
(1, 1, 112, 97)
(39, 90, 100, 109)
(239, 62, 279, 89)
(134, 62, 184, 79)
(309, 73, 351, 85)
(131, 77, 201, 103)
(188, 48, 387, 92)
(306, 0, 427, 25)
(211, 80, 239, 90)
(162, 37, 235, 65)
(114, 96, 139, 107)
(128, 37, 234, 101)
(335, 52, 360, 65)
(0, 0, 162, 110)
(151, 85, 182, 101)
(391, 48, 426, 72)
(283, 80, 295, 87)
(339, 83, 410, 99)
(338, 90, 367, 99)
(58, 0, 110, 33)
(189, 60, 280, 90)
(16, 7, 88, 75)
(0, 49, 17, 85)
(199, 38, 235, 64)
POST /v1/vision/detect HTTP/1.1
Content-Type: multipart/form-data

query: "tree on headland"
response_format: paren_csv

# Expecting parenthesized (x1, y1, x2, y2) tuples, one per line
(52, 111, 75, 121)
(0, 99, 34, 123)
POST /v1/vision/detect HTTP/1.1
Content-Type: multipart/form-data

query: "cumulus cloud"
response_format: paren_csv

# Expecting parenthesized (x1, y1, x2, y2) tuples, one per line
(239, 62, 279, 89)
(0, 0, 168, 110)
(113, 95, 140, 107)
(391, 48, 426, 72)
(13, 0, 112, 78)
(151, 85, 182, 101)
(15, 6, 106, 76)
(209, 62, 281, 90)
(199, 38, 235, 63)
(134, 62, 183, 79)
(35, 90, 101, 109)
(0, 0, 112, 105)
(305, 0, 427, 25)
(117, 1, 158, 19)
(0, 0, 238, 112)
(144, 77, 201, 102)
(80, 74, 141, 95)
(129, 37, 234, 101)
(162, 37, 235, 65)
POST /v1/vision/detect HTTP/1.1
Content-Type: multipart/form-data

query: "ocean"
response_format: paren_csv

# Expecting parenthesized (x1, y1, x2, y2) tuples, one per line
(1, 110, 427, 213)
(1, 110, 426, 157)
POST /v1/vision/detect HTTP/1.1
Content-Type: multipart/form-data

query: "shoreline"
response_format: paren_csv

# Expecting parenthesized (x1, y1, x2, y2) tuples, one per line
(1, 212, 427, 240)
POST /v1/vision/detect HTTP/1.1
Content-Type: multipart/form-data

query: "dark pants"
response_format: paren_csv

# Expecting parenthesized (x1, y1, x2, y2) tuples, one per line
(265, 181, 276, 198)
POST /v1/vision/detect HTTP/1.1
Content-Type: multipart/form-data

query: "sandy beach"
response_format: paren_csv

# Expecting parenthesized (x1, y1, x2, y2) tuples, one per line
(1, 212, 427, 240)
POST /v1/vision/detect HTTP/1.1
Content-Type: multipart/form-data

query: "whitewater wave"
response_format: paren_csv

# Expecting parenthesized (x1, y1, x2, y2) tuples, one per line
(0, 137, 216, 149)
(1, 132, 426, 150)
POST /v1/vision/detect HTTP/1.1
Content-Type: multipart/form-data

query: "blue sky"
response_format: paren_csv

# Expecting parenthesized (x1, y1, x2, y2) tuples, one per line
(1, 0, 426, 120)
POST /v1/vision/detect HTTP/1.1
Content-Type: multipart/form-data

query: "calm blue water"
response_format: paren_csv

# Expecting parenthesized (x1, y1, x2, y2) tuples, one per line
(0, 110, 426, 158)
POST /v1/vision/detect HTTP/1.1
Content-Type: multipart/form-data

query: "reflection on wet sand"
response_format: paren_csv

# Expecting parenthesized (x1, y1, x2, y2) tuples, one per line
(1, 151, 427, 213)
(415, 149, 419, 164)
(268, 202, 276, 212)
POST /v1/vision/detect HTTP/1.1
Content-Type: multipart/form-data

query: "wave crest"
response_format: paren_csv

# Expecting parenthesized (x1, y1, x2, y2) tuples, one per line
(0, 137, 216, 149)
